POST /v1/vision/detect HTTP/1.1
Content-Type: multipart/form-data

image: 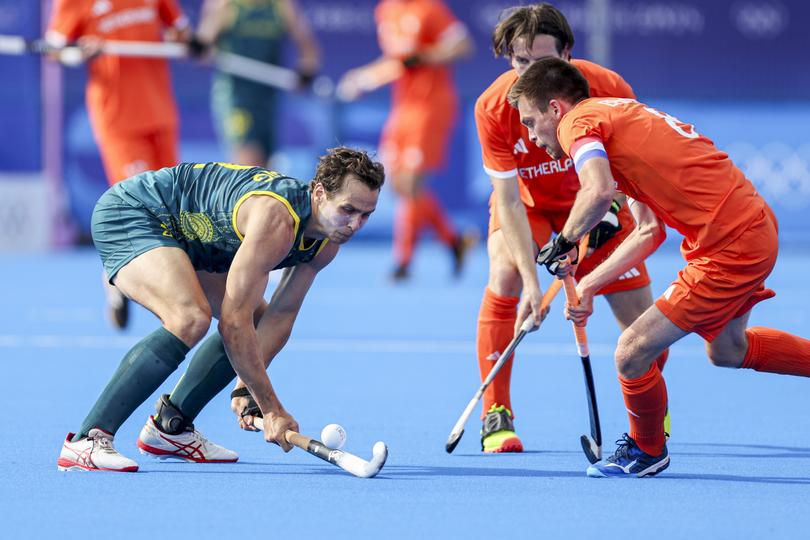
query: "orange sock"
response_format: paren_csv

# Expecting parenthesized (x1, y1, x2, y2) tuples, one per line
(417, 191, 457, 246)
(477, 287, 519, 419)
(741, 327, 810, 376)
(394, 198, 420, 267)
(655, 349, 669, 373)
(619, 363, 668, 456)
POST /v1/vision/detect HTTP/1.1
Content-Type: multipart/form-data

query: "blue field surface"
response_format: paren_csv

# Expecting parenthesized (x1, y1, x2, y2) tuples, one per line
(1, 243, 808, 539)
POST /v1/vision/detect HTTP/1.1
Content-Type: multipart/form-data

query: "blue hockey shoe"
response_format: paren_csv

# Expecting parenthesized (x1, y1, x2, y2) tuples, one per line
(587, 433, 669, 478)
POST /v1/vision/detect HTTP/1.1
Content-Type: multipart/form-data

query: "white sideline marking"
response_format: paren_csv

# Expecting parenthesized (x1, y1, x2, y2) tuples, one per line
(0, 334, 706, 357)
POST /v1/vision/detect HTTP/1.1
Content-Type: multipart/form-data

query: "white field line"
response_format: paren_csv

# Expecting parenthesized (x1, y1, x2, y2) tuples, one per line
(0, 334, 707, 357)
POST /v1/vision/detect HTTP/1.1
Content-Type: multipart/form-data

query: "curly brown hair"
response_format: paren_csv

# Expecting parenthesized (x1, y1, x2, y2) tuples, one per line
(491, 3, 575, 59)
(312, 147, 385, 196)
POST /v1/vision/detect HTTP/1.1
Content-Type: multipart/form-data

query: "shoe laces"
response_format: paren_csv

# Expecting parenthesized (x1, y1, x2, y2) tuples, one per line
(94, 435, 119, 455)
(186, 428, 212, 449)
(607, 433, 635, 463)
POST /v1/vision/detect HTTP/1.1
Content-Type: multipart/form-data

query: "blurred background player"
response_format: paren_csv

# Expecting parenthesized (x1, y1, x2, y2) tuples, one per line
(58, 147, 384, 472)
(517, 57, 810, 477)
(45, 0, 191, 331)
(337, 0, 476, 281)
(195, 0, 321, 167)
(472, 3, 668, 453)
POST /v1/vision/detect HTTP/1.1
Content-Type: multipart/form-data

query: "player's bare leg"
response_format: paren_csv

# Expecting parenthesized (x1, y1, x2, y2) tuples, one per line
(391, 170, 472, 280)
(102, 270, 129, 330)
(710, 311, 810, 375)
(589, 306, 686, 478)
(604, 286, 672, 433)
(60, 248, 235, 471)
(117, 256, 238, 463)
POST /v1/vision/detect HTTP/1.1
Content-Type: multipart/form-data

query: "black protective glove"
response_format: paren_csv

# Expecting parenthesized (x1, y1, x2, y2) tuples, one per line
(231, 387, 262, 418)
(588, 199, 622, 250)
(296, 69, 316, 90)
(402, 54, 422, 68)
(536, 234, 578, 276)
(187, 35, 211, 58)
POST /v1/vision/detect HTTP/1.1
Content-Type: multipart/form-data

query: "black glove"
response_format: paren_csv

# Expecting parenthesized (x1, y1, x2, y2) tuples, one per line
(588, 200, 622, 250)
(296, 69, 316, 90)
(187, 35, 210, 58)
(231, 387, 262, 418)
(536, 234, 578, 275)
(402, 54, 422, 68)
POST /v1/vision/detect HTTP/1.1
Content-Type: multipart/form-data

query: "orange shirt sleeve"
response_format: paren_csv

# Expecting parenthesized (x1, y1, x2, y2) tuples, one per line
(421, 1, 460, 44)
(475, 97, 518, 177)
(46, 0, 90, 43)
(158, 0, 187, 28)
(558, 104, 613, 159)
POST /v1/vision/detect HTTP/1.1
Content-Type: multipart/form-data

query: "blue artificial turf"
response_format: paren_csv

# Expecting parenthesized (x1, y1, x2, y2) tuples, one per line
(0, 243, 808, 539)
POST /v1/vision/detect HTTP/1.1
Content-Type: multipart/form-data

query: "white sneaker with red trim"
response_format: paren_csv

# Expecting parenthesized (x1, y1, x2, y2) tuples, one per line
(57, 429, 139, 472)
(137, 416, 238, 463)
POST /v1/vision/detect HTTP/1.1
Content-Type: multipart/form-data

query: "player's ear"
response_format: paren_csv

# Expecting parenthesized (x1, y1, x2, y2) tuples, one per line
(550, 99, 562, 118)
(312, 181, 325, 201)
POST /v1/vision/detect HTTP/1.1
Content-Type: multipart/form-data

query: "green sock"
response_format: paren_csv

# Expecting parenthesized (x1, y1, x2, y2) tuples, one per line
(73, 327, 189, 441)
(168, 332, 236, 422)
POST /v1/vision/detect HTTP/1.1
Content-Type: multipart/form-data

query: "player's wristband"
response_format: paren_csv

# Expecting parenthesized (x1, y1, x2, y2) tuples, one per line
(231, 387, 262, 418)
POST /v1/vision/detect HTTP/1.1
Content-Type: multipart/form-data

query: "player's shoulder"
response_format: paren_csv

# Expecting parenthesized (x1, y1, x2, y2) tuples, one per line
(475, 70, 518, 116)
(571, 58, 635, 98)
(559, 99, 601, 129)
(50, 0, 93, 20)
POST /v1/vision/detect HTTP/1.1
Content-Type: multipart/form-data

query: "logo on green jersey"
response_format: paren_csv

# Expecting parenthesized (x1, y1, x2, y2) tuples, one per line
(179, 211, 216, 242)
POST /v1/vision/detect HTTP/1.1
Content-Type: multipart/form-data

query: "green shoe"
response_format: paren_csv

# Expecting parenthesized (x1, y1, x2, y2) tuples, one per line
(664, 409, 671, 440)
(481, 405, 523, 453)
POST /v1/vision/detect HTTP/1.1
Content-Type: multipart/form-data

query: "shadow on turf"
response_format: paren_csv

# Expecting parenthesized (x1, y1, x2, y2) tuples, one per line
(672, 441, 810, 459)
(140, 461, 810, 485)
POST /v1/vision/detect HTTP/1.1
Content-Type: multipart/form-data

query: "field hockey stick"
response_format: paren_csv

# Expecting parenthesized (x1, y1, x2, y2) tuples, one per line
(0, 34, 85, 65)
(561, 274, 602, 463)
(86, 41, 337, 97)
(254, 417, 388, 478)
(445, 278, 564, 453)
(213, 51, 335, 97)
(0, 35, 335, 97)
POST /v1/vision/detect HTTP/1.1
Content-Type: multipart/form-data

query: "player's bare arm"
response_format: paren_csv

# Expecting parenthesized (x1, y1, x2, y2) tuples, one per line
(218, 196, 298, 451)
(233, 243, 340, 431)
(277, 0, 321, 76)
(416, 24, 473, 66)
(195, 0, 233, 45)
(560, 157, 616, 243)
(567, 200, 666, 326)
(491, 175, 547, 333)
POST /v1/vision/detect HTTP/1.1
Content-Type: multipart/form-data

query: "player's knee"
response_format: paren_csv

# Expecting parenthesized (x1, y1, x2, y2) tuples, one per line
(615, 332, 654, 378)
(166, 305, 212, 346)
(706, 342, 746, 368)
(487, 259, 521, 297)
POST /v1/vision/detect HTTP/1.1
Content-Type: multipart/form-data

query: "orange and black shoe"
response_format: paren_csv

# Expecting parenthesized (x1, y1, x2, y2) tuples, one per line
(481, 404, 523, 453)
